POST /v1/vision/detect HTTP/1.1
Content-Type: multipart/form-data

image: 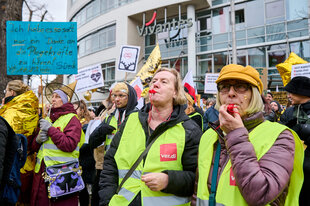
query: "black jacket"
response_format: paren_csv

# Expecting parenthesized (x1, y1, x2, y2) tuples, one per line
(0, 117, 16, 196)
(98, 104, 202, 206)
(89, 83, 138, 150)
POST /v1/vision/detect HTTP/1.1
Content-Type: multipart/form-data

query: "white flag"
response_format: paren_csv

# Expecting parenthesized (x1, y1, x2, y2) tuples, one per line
(130, 77, 144, 109)
(182, 70, 196, 102)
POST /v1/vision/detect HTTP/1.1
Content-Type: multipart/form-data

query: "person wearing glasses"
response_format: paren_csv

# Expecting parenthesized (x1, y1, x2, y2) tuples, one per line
(89, 82, 137, 206)
(196, 64, 304, 206)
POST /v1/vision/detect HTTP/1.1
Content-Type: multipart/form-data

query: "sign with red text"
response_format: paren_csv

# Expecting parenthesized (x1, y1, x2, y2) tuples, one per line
(292, 63, 310, 79)
(74, 64, 104, 93)
(118, 45, 140, 73)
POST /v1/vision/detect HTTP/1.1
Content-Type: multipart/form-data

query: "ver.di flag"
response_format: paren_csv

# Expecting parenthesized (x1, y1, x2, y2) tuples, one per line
(130, 77, 144, 109)
(182, 70, 196, 102)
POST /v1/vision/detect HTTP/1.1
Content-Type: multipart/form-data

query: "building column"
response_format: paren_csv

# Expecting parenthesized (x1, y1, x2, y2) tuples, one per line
(187, 5, 196, 77)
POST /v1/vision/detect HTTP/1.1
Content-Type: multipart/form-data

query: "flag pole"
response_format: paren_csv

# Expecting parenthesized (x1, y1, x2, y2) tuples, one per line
(40, 75, 44, 118)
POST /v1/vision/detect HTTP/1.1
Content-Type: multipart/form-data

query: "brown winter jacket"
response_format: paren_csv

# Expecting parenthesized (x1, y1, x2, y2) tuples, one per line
(193, 112, 295, 206)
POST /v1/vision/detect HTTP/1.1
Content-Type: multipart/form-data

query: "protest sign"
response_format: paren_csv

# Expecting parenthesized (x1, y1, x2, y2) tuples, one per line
(118, 45, 140, 73)
(75, 64, 104, 93)
(6, 21, 77, 75)
(291, 63, 310, 78)
(204, 73, 219, 94)
(256, 67, 268, 91)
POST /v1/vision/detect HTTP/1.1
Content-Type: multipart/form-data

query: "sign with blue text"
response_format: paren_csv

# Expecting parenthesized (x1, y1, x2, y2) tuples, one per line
(6, 21, 77, 75)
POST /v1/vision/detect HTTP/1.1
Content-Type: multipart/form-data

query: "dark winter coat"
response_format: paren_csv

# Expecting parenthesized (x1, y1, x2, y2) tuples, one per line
(89, 83, 138, 150)
(202, 105, 219, 131)
(0, 116, 16, 201)
(280, 101, 310, 206)
(98, 103, 202, 206)
(30, 103, 82, 206)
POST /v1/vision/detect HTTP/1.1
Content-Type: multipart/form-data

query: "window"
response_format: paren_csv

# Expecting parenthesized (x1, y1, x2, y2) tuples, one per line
(265, 0, 284, 19)
(102, 62, 115, 82)
(78, 24, 116, 57)
(235, 9, 244, 24)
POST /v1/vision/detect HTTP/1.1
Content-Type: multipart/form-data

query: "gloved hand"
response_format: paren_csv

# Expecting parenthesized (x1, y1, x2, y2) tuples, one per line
(40, 119, 52, 132)
(36, 130, 49, 144)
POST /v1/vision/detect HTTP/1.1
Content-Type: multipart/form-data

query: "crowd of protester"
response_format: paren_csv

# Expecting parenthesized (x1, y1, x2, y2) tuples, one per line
(0, 65, 309, 206)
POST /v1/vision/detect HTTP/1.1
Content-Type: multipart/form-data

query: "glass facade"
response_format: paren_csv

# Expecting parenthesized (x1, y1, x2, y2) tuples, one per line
(78, 24, 116, 57)
(143, 0, 309, 90)
(102, 62, 115, 82)
(71, 0, 136, 28)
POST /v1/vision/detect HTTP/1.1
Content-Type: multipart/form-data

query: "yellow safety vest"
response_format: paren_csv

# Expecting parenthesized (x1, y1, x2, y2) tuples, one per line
(197, 121, 304, 206)
(104, 115, 118, 153)
(35, 113, 85, 173)
(109, 112, 191, 206)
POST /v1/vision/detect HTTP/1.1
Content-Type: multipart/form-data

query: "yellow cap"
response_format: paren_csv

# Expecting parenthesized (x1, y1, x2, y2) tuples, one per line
(216, 64, 263, 94)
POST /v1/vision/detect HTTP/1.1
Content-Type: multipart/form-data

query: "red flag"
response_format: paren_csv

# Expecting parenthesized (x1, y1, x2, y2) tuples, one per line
(182, 70, 196, 102)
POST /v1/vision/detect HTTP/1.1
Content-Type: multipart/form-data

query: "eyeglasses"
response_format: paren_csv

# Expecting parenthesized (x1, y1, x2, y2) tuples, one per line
(112, 94, 127, 99)
(217, 82, 250, 94)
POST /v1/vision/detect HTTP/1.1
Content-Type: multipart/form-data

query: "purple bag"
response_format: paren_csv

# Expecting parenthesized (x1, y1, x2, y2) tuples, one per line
(43, 160, 85, 198)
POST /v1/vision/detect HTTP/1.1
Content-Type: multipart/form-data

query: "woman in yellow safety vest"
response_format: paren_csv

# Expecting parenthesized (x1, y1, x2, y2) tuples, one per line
(196, 64, 304, 206)
(99, 68, 202, 206)
(30, 86, 84, 206)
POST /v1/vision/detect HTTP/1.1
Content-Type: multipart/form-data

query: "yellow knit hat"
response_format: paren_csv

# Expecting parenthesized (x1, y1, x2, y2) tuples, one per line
(216, 64, 263, 94)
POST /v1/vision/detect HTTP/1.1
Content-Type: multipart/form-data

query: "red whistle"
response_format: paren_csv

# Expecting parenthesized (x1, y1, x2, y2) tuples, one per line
(149, 89, 156, 94)
(227, 104, 235, 115)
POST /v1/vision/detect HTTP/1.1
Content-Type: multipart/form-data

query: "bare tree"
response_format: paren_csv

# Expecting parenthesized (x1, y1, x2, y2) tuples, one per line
(0, 0, 24, 98)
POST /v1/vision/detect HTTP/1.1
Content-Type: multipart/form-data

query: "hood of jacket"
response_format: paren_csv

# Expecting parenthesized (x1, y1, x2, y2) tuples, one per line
(49, 102, 77, 122)
(0, 90, 39, 137)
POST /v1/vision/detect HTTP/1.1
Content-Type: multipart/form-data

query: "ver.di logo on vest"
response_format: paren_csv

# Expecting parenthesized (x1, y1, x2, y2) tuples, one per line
(137, 11, 193, 37)
(160, 143, 177, 161)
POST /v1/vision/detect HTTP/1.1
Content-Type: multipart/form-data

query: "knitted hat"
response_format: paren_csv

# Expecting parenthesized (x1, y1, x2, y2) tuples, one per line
(112, 82, 128, 94)
(53, 90, 68, 104)
(216, 64, 263, 94)
(284, 76, 310, 97)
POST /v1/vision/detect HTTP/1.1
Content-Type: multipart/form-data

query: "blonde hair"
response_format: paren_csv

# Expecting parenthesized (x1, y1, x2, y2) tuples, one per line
(7, 80, 30, 95)
(152, 67, 187, 106)
(215, 86, 264, 115)
(73, 100, 91, 124)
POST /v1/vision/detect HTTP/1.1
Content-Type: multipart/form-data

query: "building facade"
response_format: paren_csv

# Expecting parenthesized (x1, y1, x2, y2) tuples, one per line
(67, 0, 310, 104)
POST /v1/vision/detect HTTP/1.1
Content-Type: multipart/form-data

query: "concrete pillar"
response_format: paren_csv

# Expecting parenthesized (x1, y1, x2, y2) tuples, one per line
(187, 5, 196, 77)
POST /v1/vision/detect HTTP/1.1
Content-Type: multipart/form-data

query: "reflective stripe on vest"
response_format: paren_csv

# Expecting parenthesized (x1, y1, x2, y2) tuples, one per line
(104, 115, 117, 153)
(197, 120, 304, 206)
(109, 112, 190, 206)
(196, 198, 224, 206)
(35, 113, 85, 173)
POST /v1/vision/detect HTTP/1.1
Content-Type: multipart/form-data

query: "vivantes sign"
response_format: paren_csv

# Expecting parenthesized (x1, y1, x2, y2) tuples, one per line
(137, 11, 193, 36)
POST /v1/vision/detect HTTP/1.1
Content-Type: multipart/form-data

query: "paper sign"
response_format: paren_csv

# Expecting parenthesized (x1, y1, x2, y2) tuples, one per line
(6, 21, 77, 75)
(117, 45, 140, 73)
(204, 73, 220, 94)
(292, 63, 310, 79)
(74, 64, 104, 93)
(256, 67, 268, 91)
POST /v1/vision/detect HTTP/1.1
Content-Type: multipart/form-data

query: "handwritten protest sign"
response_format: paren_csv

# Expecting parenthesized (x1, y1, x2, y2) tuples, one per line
(292, 63, 310, 79)
(74, 64, 104, 93)
(118, 45, 140, 73)
(6, 21, 77, 75)
(204, 73, 219, 94)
